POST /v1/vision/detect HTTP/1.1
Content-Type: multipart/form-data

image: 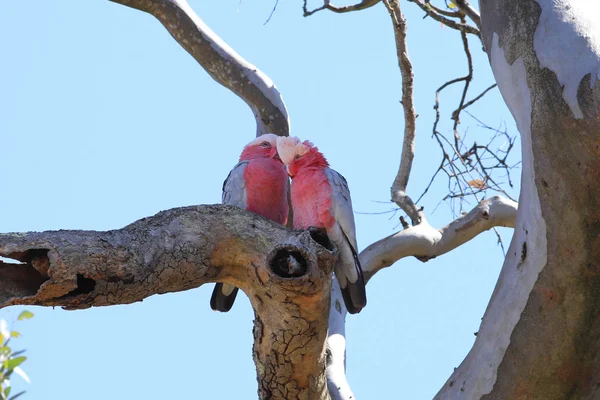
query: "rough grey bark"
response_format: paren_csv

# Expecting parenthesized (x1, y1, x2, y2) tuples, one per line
(436, 1, 600, 399)
(0, 205, 335, 399)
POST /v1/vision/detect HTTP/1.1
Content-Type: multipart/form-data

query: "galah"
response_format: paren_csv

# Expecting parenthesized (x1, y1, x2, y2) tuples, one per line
(276, 136, 367, 314)
(210, 133, 289, 312)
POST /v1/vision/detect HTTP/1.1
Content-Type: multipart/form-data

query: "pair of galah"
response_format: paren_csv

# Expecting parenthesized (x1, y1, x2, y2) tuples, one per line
(210, 134, 367, 314)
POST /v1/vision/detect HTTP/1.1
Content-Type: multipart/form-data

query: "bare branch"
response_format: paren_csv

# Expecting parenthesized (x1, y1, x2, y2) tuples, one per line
(384, 0, 422, 225)
(110, 0, 289, 136)
(406, 0, 480, 38)
(0, 205, 336, 399)
(303, 0, 380, 17)
(452, 0, 481, 30)
(452, 22, 473, 148)
(451, 84, 497, 120)
(360, 196, 517, 281)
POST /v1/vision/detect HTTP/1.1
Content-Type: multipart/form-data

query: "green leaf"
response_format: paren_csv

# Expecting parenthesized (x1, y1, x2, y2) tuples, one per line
(3, 386, 10, 398)
(17, 312, 33, 321)
(4, 357, 26, 371)
(8, 333, 18, 340)
(8, 391, 24, 400)
(7, 352, 24, 359)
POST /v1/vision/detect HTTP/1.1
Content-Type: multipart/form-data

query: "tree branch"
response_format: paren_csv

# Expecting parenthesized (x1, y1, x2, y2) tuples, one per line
(360, 196, 517, 281)
(110, 0, 289, 137)
(452, 0, 481, 30)
(322, 196, 516, 400)
(406, 0, 480, 38)
(384, 0, 422, 225)
(303, 0, 381, 17)
(0, 205, 336, 399)
(325, 277, 354, 400)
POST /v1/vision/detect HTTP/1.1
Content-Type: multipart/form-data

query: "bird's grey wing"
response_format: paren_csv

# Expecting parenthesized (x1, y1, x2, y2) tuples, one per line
(325, 168, 366, 314)
(324, 168, 358, 251)
(222, 161, 249, 208)
(211, 161, 248, 312)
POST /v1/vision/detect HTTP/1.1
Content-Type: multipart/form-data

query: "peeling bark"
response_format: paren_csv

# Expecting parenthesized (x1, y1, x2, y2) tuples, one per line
(0, 205, 335, 399)
(437, 1, 600, 398)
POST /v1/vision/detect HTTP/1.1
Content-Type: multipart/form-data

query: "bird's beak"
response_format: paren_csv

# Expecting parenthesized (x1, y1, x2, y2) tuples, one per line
(270, 147, 281, 160)
(286, 165, 294, 178)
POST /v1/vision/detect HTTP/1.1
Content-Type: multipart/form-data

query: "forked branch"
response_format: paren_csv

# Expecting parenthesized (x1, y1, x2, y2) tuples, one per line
(407, 0, 480, 38)
(452, 0, 481, 30)
(324, 196, 517, 400)
(360, 196, 517, 280)
(110, 0, 289, 136)
(0, 205, 336, 399)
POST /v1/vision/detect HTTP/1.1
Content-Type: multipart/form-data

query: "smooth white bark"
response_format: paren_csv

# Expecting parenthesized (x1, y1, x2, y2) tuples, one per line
(327, 196, 517, 400)
(360, 196, 517, 280)
(326, 277, 355, 400)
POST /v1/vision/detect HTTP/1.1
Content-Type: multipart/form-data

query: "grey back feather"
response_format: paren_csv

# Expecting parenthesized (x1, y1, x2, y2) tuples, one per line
(222, 161, 249, 208)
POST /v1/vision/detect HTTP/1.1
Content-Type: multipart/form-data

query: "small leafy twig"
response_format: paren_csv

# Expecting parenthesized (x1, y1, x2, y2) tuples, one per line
(0, 311, 33, 400)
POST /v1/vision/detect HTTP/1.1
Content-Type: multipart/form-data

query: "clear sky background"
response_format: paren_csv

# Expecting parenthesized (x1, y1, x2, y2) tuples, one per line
(0, 1, 520, 399)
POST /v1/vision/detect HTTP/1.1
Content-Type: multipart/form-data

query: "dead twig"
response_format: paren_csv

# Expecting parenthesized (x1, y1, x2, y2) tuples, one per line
(303, 0, 380, 16)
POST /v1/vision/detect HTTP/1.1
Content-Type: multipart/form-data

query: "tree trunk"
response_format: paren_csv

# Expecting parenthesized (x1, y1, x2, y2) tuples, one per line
(437, 1, 600, 398)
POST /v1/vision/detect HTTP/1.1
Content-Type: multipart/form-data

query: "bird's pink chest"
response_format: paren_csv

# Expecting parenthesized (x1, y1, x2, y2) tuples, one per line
(291, 169, 334, 230)
(244, 158, 289, 225)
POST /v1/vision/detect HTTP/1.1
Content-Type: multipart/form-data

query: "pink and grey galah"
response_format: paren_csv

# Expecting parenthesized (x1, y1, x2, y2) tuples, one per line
(276, 136, 367, 314)
(210, 133, 290, 312)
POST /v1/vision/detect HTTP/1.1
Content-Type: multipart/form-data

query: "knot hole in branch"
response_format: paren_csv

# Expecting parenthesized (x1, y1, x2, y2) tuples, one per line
(7, 248, 51, 277)
(307, 227, 334, 251)
(269, 246, 310, 278)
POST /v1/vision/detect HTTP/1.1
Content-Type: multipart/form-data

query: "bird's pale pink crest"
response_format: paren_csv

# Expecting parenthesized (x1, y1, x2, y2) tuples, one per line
(276, 137, 309, 165)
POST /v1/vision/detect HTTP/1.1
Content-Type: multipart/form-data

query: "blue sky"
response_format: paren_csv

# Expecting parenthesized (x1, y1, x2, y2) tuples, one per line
(0, 1, 519, 399)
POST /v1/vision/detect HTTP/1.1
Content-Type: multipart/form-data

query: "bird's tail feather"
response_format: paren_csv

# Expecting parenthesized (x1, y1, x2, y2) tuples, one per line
(338, 231, 367, 314)
(210, 283, 239, 312)
(335, 265, 367, 314)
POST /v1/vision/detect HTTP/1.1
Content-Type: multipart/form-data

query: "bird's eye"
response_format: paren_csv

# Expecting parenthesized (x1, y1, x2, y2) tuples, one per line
(260, 141, 271, 148)
(294, 154, 302, 160)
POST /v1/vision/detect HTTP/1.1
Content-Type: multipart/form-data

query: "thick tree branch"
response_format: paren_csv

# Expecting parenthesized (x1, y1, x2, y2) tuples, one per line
(110, 0, 289, 136)
(360, 196, 517, 281)
(0, 205, 336, 399)
(384, 0, 422, 225)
